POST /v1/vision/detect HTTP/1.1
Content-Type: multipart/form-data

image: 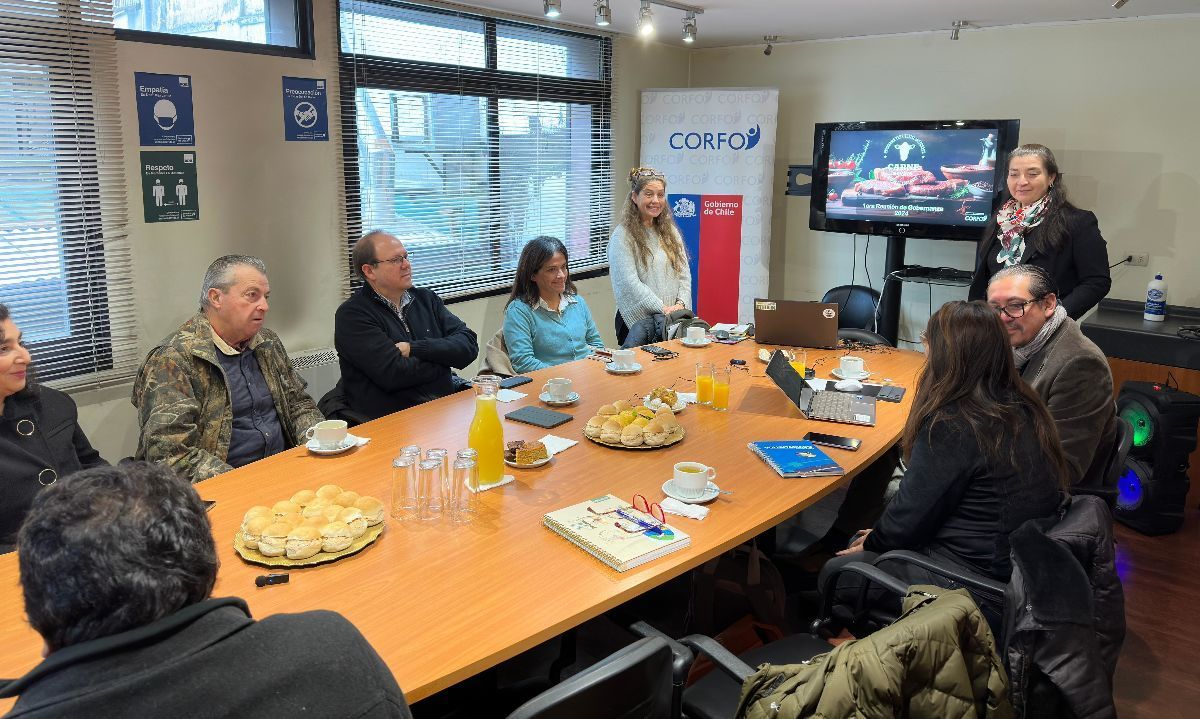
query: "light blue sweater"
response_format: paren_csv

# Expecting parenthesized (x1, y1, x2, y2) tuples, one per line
(504, 295, 604, 373)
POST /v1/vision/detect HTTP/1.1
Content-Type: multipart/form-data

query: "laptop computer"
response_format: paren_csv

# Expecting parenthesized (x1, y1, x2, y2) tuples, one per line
(753, 298, 839, 348)
(765, 350, 877, 426)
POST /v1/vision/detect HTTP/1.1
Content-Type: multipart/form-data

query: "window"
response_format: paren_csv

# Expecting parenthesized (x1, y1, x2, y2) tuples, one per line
(0, 2, 136, 388)
(114, 0, 313, 56)
(339, 1, 613, 299)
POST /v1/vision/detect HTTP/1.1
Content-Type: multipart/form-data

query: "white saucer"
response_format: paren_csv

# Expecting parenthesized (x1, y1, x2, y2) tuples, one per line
(662, 480, 720, 504)
(606, 362, 642, 375)
(644, 395, 687, 413)
(306, 435, 360, 455)
(504, 456, 552, 469)
(540, 391, 580, 406)
(831, 367, 871, 381)
(680, 337, 711, 348)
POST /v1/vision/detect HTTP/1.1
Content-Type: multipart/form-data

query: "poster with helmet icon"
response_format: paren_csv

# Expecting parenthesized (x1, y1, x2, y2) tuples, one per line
(135, 72, 195, 146)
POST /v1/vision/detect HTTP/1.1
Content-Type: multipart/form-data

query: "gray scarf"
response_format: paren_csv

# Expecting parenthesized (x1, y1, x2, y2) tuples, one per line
(1013, 304, 1068, 370)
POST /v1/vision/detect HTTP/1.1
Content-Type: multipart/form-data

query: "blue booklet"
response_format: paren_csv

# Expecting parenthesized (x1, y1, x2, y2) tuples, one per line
(747, 440, 845, 478)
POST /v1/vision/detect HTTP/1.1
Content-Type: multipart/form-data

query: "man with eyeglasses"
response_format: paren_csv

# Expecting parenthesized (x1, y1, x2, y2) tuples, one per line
(987, 264, 1116, 488)
(334, 230, 478, 420)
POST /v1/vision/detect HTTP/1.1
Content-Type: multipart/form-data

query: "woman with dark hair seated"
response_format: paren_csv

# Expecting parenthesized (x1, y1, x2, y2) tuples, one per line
(503, 236, 604, 373)
(0, 304, 107, 552)
(824, 300, 1066, 609)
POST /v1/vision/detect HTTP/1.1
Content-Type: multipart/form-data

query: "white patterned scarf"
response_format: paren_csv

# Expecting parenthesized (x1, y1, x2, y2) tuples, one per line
(994, 194, 1051, 266)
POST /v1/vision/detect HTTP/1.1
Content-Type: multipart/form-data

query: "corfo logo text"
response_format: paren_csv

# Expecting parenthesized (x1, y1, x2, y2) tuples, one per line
(669, 124, 761, 151)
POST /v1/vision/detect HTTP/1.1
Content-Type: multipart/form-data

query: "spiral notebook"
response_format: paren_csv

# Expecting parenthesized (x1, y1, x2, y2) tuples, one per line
(748, 440, 846, 478)
(543, 495, 691, 572)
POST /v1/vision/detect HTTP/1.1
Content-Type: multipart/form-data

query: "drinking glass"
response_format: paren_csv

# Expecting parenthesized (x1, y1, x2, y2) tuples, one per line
(390, 454, 420, 521)
(399, 444, 421, 460)
(788, 349, 808, 377)
(448, 459, 478, 523)
(418, 458, 444, 520)
(696, 362, 714, 405)
(712, 366, 732, 411)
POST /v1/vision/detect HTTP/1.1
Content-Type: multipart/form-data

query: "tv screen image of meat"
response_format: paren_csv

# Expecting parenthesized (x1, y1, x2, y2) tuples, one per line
(825, 128, 997, 227)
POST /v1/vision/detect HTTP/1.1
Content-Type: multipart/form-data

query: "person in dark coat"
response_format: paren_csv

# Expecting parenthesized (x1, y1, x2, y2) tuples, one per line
(0, 304, 106, 553)
(967, 144, 1111, 319)
(0, 462, 411, 718)
(334, 231, 478, 420)
(823, 300, 1066, 616)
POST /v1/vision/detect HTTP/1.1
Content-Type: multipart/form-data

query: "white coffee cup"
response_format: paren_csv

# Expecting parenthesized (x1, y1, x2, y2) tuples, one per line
(839, 355, 866, 378)
(543, 377, 572, 401)
(306, 419, 348, 450)
(612, 349, 636, 370)
(686, 325, 705, 342)
(673, 461, 717, 498)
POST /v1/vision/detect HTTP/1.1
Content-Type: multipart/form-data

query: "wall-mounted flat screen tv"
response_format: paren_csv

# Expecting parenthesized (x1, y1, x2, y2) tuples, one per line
(809, 119, 1020, 241)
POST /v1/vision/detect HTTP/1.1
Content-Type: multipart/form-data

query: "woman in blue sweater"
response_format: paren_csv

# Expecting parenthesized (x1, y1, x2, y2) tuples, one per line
(504, 236, 604, 373)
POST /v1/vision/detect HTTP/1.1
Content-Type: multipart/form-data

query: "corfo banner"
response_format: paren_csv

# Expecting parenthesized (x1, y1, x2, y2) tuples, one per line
(640, 88, 778, 324)
(135, 72, 195, 146)
(282, 76, 328, 141)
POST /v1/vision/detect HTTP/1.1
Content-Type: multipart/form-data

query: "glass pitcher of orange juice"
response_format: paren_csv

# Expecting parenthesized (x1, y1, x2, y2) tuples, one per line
(468, 376, 505, 487)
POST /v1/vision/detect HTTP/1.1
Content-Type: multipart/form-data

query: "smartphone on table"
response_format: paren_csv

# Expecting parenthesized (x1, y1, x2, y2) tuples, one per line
(803, 432, 862, 451)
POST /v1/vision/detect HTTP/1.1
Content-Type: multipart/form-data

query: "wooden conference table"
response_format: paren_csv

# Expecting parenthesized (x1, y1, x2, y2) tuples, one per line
(0, 340, 924, 708)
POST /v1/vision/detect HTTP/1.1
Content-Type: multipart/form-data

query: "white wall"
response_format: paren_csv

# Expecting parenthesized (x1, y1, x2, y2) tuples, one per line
(73, 15, 691, 461)
(687, 16, 1200, 344)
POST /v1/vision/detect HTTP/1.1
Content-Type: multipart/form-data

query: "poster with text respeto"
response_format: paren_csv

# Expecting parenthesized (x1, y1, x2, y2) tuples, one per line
(141, 151, 199, 223)
(135, 72, 195, 146)
(282, 77, 329, 142)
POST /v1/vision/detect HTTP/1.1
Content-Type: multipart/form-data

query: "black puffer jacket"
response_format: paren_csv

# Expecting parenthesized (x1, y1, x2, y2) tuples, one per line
(1003, 495, 1125, 719)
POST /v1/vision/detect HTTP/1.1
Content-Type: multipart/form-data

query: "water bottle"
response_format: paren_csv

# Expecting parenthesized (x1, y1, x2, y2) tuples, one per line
(1144, 274, 1167, 322)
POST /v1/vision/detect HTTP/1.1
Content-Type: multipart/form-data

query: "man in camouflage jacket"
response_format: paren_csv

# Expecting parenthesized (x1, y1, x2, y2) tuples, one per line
(131, 256, 323, 482)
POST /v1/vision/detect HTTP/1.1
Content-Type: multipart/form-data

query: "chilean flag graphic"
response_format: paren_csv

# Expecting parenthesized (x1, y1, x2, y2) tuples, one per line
(670, 194, 743, 324)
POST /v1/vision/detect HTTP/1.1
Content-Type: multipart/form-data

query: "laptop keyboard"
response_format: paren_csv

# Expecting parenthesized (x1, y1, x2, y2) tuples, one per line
(810, 391, 861, 423)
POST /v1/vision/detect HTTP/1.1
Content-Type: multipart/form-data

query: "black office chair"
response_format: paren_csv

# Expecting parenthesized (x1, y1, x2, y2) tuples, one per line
(317, 378, 371, 428)
(1073, 416, 1132, 509)
(837, 328, 892, 347)
(505, 634, 691, 719)
(821, 285, 880, 330)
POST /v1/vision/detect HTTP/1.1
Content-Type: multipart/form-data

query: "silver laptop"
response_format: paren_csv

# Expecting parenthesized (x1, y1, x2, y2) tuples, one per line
(765, 350, 876, 426)
(753, 298, 839, 348)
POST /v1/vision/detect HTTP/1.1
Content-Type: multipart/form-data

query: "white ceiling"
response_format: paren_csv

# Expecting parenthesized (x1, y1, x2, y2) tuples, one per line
(456, 0, 1200, 48)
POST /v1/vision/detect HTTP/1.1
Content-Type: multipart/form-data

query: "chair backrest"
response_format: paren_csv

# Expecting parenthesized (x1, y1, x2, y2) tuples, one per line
(837, 328, 892, 347)
(506, 637, 679, 719)
(821, 285, 881, 330)
(1075, 416, 1131, 507)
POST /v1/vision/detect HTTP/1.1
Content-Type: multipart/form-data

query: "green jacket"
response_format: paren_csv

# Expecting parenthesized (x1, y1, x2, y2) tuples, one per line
(738, 587, 1012, 719)
(131, 313, 323, 482)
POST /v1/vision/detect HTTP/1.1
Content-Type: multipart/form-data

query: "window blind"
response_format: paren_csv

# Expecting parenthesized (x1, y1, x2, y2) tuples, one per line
(338, 0, 613, 300)
(0, 0, 135, 390)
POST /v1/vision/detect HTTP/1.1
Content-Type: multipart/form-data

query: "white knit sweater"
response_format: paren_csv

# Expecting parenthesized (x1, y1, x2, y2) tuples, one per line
(607, 224, 692, 328)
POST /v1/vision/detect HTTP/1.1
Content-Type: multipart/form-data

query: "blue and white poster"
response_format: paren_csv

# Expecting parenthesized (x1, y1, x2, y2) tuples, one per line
(135, 72, 195, 146)
(282, 77, 328, 142)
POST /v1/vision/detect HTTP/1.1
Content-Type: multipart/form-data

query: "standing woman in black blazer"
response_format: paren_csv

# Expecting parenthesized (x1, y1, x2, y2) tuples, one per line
(0, 304, 107, 552)
(968, 144, 1111, 319)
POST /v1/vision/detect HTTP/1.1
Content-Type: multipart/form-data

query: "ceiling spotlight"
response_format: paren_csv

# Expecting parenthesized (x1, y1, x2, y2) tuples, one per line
(637, 1, 655, 37)
(763, 35, 778, 56)
(1112, 0, 1129, 8)
(594, 0, 611, 26)
(682, 12, 696, 44)
(543, 0, 561, 19)
(950, 20, 968, 40)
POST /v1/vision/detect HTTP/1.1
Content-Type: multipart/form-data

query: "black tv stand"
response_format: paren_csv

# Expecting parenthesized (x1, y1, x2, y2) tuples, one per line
(877, 238, 972, 345)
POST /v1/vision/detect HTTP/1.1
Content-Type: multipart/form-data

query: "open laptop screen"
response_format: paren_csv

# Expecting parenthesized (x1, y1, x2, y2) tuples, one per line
(765, 350, 813, 416)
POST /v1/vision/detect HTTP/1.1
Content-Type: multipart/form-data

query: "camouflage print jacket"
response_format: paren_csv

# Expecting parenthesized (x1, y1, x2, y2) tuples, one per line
(131, 313, 324, 482)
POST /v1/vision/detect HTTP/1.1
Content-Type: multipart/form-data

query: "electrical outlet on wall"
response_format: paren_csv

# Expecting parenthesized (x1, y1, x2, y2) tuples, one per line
(1129, 253, 1149, 267)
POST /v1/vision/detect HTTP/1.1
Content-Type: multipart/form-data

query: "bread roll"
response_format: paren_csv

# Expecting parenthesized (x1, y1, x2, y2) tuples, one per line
(301, 503, 327, 520)
(301, 515, 327, 528)
(339, 507, 368, 538)
(315, 484, 343, 500)
(290, 489, 317, 507)
(635, 406, 656, 420)
(600, 419, 623, 444)
(242, 505, 273, 525)
(584, 415, 606, 439)
(321, 505, 345, 523)
(240, 515, 274, 550)
(613, 399, 632, 412)
(306, 497, 331, 511)
(271, 500, 301, 518)
(320, 521, 354, 553)
(257, 522, 292, 557)
(285, 526, 323, 560)
(354, 496, 385, 526)
(597, 403, 617, 416)
(334, 490, 360, 507)
(654, 408, 678, 430)
(643, 420, 667, 447)
(278, 512, 303, 528)
(620, 423, 644, 447)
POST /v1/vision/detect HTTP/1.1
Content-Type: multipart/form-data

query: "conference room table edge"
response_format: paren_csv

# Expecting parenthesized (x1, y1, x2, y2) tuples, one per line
(0, 339, 923, 709)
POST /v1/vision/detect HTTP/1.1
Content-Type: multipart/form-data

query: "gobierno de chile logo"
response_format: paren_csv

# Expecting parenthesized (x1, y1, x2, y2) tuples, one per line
(669, 124, 762, 151)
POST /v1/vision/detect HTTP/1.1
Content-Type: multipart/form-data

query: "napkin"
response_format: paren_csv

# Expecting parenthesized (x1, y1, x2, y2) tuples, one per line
(676, 391, 698, 405)
(466, 474, 515, 493)
(349, 434, 370, 447)
(496, 389, 527, 403)
(661, 498, 709, 520)
(539, 434, 578, 456)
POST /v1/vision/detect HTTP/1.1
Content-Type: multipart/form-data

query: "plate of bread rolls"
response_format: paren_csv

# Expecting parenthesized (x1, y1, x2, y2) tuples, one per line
(234, 484, 385, 567)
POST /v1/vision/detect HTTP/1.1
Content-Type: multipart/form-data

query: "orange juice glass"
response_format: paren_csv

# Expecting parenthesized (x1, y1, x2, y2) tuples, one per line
(696, 362, 714, 405)
(712, 366, 731, 411)
(788, 349, 808, 377)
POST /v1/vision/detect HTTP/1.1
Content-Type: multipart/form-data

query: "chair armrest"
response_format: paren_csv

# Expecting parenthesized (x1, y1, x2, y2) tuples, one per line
(872, 550, 1005, 601)
(629, 620, 695, 682)
(677, 634, 756, 683)
(815, 560, 912, 636)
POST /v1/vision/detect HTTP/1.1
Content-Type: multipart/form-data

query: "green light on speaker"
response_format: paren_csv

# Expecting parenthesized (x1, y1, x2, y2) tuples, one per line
(1120, 401, 1154, 448)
